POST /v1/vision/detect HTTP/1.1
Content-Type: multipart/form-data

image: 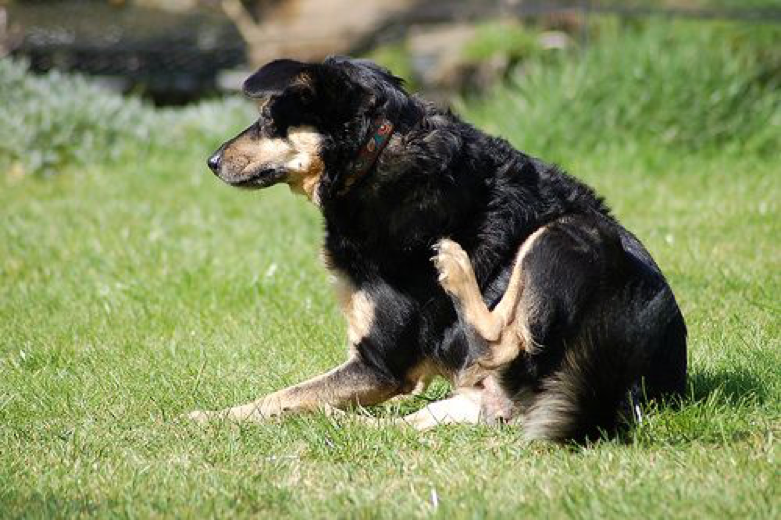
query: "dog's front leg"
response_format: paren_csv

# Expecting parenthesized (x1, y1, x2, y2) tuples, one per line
(188, 356, 399, 422)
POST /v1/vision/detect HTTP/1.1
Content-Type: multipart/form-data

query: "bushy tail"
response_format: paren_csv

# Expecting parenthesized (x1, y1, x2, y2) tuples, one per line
(522, 289, 681, 443)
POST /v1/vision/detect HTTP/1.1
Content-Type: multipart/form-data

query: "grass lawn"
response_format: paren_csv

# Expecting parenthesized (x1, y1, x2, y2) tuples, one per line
(1, 19, 779, 519)
(2, 135, 779, 519)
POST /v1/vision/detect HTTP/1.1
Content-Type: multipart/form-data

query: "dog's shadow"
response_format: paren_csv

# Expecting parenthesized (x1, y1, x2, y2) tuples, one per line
(376, 367, 769, 414)
(361, 367, 768, 424)
(687, 366, 768, 405)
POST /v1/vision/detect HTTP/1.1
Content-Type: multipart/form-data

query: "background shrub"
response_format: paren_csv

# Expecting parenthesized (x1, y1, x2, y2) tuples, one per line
(463, 20, 781, 159)
(0, 60, 251, 177)
(3, 19, 778, 177)
(0, 59, 157, 176)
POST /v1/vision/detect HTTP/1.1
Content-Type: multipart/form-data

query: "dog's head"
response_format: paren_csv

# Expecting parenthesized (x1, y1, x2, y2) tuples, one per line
(207, 57, 410, 204)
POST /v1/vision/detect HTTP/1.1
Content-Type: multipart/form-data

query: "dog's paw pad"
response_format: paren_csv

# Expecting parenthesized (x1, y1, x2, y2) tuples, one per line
(433, 239, 472, 293)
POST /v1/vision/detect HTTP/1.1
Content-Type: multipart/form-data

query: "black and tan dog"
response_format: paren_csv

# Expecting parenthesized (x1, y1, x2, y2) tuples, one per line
(190, 57, 687, 442)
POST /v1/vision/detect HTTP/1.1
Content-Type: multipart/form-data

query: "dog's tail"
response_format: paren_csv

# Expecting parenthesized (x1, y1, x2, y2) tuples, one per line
(521, 288, 681, 443)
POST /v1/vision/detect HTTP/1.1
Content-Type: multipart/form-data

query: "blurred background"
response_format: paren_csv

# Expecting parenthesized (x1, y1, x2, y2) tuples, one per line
(3, 0, 780, 103)
(0, 0, 779, 176)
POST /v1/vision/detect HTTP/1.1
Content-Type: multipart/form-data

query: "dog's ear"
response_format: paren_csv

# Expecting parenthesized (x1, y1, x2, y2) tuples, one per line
(243, 58, 370, 124)
(242, 59, 315, 99)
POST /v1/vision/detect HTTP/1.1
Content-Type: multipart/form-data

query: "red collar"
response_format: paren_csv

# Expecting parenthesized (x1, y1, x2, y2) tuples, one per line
(339, 118, 394, 195)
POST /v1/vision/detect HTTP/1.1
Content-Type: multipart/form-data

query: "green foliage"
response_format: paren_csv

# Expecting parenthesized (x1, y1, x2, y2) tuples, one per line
(4, 19, 777, 178)
(462, 21, 544, 62)
(0, 136, 778, 519)
(0, 60, 252, 177)
(0, 59, 156, 176)
(365, 43, 420, 92)
(597, 0, 781, 9)
(463, 20, 781, 159)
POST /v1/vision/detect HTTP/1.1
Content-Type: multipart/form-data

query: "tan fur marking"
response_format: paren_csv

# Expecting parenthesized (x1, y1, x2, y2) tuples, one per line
(255, 98, 272, 113)
(402, 359, 440, 395)
(284, 127, 325, 205)
(221, 125, 325, 204)
(291, 71, 313, 89)
(330, 271, 355, 317)
(346, 290, 375, 347)
(323, 258, 375, 353)
(221, 133, 255, 172)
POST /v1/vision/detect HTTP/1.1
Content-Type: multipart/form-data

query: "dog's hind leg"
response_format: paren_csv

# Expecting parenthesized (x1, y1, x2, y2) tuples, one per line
(434, 230, 546, 369)
(394, 376, 515, 430)
(433, 239, 504, 342)
(398, 387, 483, 430)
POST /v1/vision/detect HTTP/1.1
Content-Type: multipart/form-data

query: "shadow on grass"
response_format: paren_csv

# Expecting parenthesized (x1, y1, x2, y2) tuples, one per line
(688, 367, 768, 405)
(621, 367, 771, 446)
(365, 368, 769, 420)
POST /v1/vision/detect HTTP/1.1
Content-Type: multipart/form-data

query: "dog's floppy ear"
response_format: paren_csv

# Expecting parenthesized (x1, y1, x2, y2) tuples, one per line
(242, 59, 314, 98)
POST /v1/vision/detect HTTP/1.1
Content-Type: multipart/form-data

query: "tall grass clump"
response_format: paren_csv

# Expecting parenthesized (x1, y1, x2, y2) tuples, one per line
(463, 20, 781, 159)
(0, 59, 251, 177)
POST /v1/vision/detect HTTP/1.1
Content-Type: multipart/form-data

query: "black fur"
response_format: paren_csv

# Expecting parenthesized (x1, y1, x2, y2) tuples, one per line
(215, 57, 687, 442)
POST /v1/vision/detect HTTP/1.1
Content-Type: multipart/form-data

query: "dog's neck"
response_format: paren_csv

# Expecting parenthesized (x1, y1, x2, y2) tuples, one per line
(337, 117, 394, 196)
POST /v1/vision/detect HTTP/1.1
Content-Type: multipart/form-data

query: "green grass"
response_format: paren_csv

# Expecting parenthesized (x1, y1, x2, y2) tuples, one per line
(1, 19, 780, 519)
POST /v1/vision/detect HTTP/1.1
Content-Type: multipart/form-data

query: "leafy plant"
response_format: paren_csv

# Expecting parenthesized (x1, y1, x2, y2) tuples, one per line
(463, 20, 781, 158)
(0, 60, 252, 177)
(0, 59, 157, 176)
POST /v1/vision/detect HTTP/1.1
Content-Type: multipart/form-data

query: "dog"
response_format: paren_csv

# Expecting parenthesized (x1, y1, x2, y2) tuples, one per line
(190, 57, 687, 442)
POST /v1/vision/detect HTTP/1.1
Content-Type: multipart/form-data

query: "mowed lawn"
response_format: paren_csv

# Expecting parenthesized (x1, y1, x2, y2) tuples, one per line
(1, 20, 780, 518)
(1, 135, 778, 518)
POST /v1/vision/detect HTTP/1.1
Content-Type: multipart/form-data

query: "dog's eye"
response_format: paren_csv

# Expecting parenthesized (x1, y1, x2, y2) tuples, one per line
(254, 119, 287, 140)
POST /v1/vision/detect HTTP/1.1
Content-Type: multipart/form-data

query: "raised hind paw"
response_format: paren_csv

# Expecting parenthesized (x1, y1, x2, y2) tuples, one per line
(432, 239, 474, 297)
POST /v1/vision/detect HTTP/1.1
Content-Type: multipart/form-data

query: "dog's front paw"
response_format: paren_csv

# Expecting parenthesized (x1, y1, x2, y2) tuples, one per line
(432, 238, 472, 295)
(186, 400, 285, 424)
(186, 410, 220, 424)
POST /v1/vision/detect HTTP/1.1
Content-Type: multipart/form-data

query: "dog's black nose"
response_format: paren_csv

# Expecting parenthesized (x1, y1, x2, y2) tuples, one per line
(207, 151, 222, 174)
